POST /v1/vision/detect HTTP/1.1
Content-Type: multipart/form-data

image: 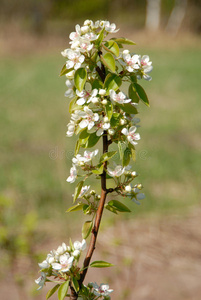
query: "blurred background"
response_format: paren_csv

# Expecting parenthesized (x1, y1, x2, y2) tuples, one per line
(0, 0, 201, 299)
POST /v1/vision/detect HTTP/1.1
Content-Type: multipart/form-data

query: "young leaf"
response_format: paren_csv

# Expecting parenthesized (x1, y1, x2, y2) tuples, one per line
(108, 200, 131, 212)
(118, 141, 124, 160)
(100, 151, 117, 163)
(105, 204, 118, 214)
(79, 128, 90, 139)
(75, 140, 81, 156)
(92, 79, 103, 90)
(92, 164, 104, 175)
(103, 41, 119, 57)
(66, 203, 84, 213)
(111, 37, 136, 45)
(100, 53, 116, 73)
(128, 84, 139, 103)
(46, 284, 60, 299)
(133, 83, 150, 106)
(83, 133, 101, 148)
(72, 277, 79, 293)
(104, 73, 122, 94)
(131, 147, 136, 162)
(73, 181, 84, 203)
(60, 65, 74, 77)
(58, 280, 69, 300)
(74, 68, 87, 92)
(117, 103, 138, 115)
(123, 147, 131, 166)
(82, 220, 93, 239)
(90, 260, 114, 268)
(105, 101, 113, 120)
(95, 27, 105, 46)
(69, 97, 80, 114)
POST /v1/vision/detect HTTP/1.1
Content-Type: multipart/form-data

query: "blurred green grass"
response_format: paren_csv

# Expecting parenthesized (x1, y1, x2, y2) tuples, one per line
(0, 45, 200, 222)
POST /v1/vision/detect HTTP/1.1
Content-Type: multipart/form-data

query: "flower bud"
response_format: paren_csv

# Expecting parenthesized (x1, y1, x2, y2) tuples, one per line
(90, 190, 96, 195)
(108, 128, 115, 135)
(136, 183, 143, 190)
(131, 171, 137, 177)
(125, 185, 132, 192)
(103, 116, 109, 123)
(120, 119, 126, 125)
(92, 97, 99, 104)
(73, 250, 80, 257)
(99, 89, 106, 96)
(101, 99, 107, 105)
(81, 25, 89, 34)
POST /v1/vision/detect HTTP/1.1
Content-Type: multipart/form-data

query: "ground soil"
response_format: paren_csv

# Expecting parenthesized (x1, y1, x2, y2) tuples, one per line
(1, 207, 201, 300)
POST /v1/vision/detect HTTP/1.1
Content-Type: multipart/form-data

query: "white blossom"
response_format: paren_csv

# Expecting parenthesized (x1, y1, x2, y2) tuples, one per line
(107, 165, 125, 177)
(35, 272, 46, 290)
(139, 55, 153, 81)
(66, 165, 77, 183)
(62, 49, 85, 70)
(76, 89, 98, 105)
(92, 283, 113, 297)
(79, 185, 90, 197)
(121, 126, 140, 146)
(52, 254, 74, 273)
(79, 106, 99, 130)
(65, 79, 75, 98)
(96, 121, 110, 136)
(72, 150, 98, 166)
(66, 121, 76, 137)
(110, 90, 131, 104)
(123, 50, 140, 72)
(74, 239, 86, 251)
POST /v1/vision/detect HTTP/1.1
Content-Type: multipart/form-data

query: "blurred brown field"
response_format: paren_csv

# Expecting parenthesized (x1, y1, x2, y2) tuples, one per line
(1, 1, 201, 299)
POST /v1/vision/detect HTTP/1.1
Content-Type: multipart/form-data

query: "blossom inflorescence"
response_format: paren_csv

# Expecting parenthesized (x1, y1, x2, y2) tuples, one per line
(36, 19, 152, 299)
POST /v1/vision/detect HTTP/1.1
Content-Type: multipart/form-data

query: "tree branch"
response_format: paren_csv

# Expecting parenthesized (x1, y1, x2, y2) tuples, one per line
(78, 133, 109, 287)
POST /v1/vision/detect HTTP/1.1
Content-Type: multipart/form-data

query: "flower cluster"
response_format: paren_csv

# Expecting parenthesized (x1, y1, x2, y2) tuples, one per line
(35, 19, 153, 300)
(35, 239, 86, 290)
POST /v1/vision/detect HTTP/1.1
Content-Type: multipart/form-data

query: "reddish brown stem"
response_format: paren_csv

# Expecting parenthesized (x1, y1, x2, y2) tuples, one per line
(78, 133, 108, 287)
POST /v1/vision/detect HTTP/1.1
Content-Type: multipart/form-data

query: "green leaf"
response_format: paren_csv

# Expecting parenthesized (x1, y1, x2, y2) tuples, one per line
(108, 200, 131, 212)
(82, 220, 93, 239)
(103, 41, 119, 57)
(60, 65, 74, 77)
(133, 83, 150, 106)
(79, 128, 90, 139)
(72, 277, 79, 293)
(128, 84, 139, 103)
(117, 103, 138, 115)
(104, 73, 122, 94)
(130, 75, 137, 83)
(100, 53, 116, 72)
(46, 284, 60, 299)
(110, 112, 120, 127)
(123, 147, 131, 166)
(90, 260, 114, 268)
(75, 140, 80, 155)
(92, 164, 104, 174)
(74, 68, 87, 92)
(58, 280, 69, 300)
(111, 37, 136, 45)
(118, 141, 124, 160)
(92, 79, 103, 90)
(83, 133, 101, 148)
(131, 147, 136, 162)
(73, 181, 84, 203)
(105, 101, 113, 120)
(66, 203, 84, 213)
(69, 97, 80, 114)
(105, 204, 118, 214)
(100, 151, 117, 163)
(95, 27, 105, 46)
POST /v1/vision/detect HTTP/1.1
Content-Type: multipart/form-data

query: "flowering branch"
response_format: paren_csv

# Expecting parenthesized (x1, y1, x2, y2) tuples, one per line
(35, 19, 153, 300)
